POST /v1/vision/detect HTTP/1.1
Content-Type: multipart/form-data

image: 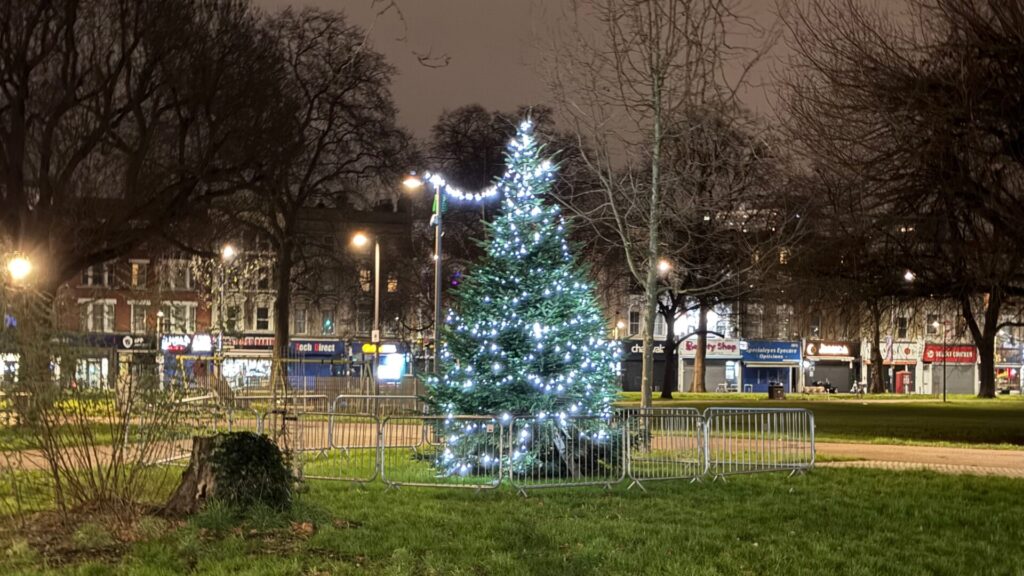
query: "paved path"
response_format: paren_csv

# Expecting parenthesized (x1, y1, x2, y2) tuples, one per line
(816, 442, 1024, 478)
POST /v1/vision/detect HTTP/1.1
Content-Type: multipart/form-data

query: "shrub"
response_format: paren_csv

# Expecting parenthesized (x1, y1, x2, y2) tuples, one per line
(211, 432, 293, 510)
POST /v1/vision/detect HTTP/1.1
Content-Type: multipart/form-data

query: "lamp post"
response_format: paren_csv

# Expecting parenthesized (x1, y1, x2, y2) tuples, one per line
(404, 174, 443, 374)
(219, 244, 237, 340)
(352, 232, 381, 394)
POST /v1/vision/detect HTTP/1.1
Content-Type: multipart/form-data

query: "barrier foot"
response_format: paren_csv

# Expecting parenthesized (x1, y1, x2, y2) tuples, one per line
(712, 474, 727, 483)
(516, 487, 529, 498)
(627, 479, 647, 492)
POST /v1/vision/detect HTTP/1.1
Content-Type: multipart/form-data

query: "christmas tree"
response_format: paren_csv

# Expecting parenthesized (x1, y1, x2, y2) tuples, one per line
(427, 119, 620, 476)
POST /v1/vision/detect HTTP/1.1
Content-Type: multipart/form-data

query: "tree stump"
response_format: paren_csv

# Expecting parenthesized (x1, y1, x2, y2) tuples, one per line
(163, 436, 218, 516)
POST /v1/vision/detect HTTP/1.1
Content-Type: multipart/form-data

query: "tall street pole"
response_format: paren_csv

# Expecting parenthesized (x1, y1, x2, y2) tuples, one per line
(373, 239, 381, 397)
(433, 186, 443, 374)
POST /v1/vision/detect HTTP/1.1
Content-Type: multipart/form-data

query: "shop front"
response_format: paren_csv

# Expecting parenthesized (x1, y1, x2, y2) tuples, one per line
(620, 340, 668, 392)
(740, 340, 801, 393)
(116, 334, 157, 389)
(680, 338, 741, 391)
(161, 333, 215, 388)
(923, 344, 978, 395)
(221, 335, 274, 390)
(803, 340, 860, 392)
(356, 341, 411, 387)
(995, 347, 1022, 392)
(861, 340, 922, 393)
(288, 338, 347, 391)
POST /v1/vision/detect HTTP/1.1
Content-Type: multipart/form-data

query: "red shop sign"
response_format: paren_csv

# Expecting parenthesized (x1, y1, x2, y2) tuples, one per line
(923, 344, 977, 364)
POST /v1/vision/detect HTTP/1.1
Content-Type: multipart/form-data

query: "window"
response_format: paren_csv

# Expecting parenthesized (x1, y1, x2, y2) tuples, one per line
(628, 310, 641, 335)
(746, 304, 763, 339)
(225, 305, 240, 333)
(778, 247, 790, 265)
(896, 316, 909, 339)
(359, 269, 372, 292)
(653, 314, 668, 339)
(293, 309, 307, 335)
(257, 266, 271, 290)
(161, 302, 197, 333)
(926, 314, 939, 336)
(75, 358, 109, 389)
(775, 305, 793, 339)
(387, 273, 398, 293)
(130, 302, 149, 334)
(130, 260, 149, 289)
(321, 310, 335, 335)
(810, 312, 822, 337)
(81, 263, 112, 287)
(79, 300, 115, 332)
(255, 306, 270, 331)
(162, 260, 192, 290)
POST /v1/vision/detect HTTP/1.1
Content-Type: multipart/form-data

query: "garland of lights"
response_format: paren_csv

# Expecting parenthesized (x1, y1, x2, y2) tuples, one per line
(426, 119, 621, 478)
(423, 171, 499, 202)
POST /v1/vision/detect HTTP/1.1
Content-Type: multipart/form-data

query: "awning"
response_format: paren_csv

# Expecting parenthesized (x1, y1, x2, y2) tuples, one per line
(743, 362, 799, 368)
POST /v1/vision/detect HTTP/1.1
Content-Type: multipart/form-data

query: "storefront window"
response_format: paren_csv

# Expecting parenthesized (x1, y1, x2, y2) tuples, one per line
(75, 358, 109, 389)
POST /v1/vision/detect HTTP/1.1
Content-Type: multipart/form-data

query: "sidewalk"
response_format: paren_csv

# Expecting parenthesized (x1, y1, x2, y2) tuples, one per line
(816, 442, 1024, 478)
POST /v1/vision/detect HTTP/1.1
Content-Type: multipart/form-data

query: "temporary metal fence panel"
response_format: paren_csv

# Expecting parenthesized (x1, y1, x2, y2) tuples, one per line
(622, 408, 705, 489)
(332, 394, 425, 417)
(232, 394, 331, 414)
(508, 414, 626, 493)
(380, 415, 504, 490)
(703, 407, 815, 479)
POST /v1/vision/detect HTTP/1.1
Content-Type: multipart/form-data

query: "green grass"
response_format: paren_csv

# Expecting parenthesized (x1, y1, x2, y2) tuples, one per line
(5, 469, 1022, 575)
(617, 393, 1024, 448)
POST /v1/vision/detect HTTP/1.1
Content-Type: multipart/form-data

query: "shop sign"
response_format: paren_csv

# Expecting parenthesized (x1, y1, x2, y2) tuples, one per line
(804, 340, 857, 360)
(191, 334, 213, 353)
(923, 344, 977, 364)
(741, 340, 801, 363)
(292, 339, 343, 356)
(119, 335, 154, 351)
(225, 336, 275, 350)
(681, 338, 741, 359)
(861, 340, 921, 364)
(996, 348, 1022, 365)
(161, 334, 191, 353)
(626, 341, 667, 356)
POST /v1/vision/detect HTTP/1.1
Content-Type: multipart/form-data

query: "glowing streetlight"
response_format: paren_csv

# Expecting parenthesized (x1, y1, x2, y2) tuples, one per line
(351, 232, 370, 248)
(221, 244, 237, 261)
(657, 259, 671, 274)
(6, 255, 32, 282)
(903, 270, 916, 282)
(403, 174, 424, 190)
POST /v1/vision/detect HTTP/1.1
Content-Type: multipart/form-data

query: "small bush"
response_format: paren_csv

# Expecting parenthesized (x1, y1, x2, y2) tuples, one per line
(211, 432, 293, 510)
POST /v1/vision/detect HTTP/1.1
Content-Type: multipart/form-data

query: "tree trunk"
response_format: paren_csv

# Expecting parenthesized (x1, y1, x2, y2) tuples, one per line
(660, 302, 676, 399)
(962, 291, 1001, 399)
(272, 237, 293, 409)
(690, 302, 709, 393)
(640, 65, 664, 411)
(163, 436, 218, 517)
(868, 300, 886, 394)
(640, 287, 658, 409)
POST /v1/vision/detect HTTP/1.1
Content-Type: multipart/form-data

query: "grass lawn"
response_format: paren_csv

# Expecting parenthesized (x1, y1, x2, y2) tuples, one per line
(3, 468, 1022, 575)
(617, 393, 1024, 448)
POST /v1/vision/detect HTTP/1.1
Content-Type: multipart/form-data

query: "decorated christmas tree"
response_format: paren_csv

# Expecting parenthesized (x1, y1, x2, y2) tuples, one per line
(427, 119, 620, 476)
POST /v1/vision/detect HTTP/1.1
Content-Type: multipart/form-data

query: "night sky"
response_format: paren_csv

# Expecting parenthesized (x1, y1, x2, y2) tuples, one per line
(258, 0, 781, 138)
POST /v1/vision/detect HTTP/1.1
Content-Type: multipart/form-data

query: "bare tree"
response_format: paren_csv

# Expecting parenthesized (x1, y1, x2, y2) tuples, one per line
(547, 0, 778, 406)
(221, 7, 413, 371)
(783, 0, 1024, 397)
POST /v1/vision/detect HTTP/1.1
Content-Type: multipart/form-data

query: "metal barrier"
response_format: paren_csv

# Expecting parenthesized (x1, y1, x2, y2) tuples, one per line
(380, 415, 504, 490)
(623, 408, 705, 489)
(231, 394, 330, 413)
(508, 415, 626, 494)
(332, 394, 424, 417)
(703, 407, 815, 480)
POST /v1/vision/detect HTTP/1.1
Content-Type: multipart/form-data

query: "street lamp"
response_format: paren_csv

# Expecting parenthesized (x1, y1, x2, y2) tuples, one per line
(351, 231, 381, 392)
(5, 255, 32, 283)
(903, 270, 916, 282)
(657, 259, 672, 274)
(218, 244, 237, 339)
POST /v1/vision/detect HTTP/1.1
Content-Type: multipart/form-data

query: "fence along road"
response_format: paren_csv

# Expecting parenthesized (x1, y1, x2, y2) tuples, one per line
(136, 400, 814, 490)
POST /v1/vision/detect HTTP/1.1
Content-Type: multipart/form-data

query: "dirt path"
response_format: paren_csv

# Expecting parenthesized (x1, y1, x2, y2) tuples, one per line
(816, 442, 1024, 478)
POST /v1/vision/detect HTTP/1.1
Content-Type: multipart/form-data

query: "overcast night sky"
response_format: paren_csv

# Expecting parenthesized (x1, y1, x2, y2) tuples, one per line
(258, 0, 784, 139)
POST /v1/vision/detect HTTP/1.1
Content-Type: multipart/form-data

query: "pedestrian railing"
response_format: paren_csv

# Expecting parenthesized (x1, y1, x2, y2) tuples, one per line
(331, 394, 424, 417)
(147, 402, 815, 490)
(380, 415, 504, 490)
(703, 407, 815, 480)
(507, 414, 627, 494)
(623, 407, 706, 489)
